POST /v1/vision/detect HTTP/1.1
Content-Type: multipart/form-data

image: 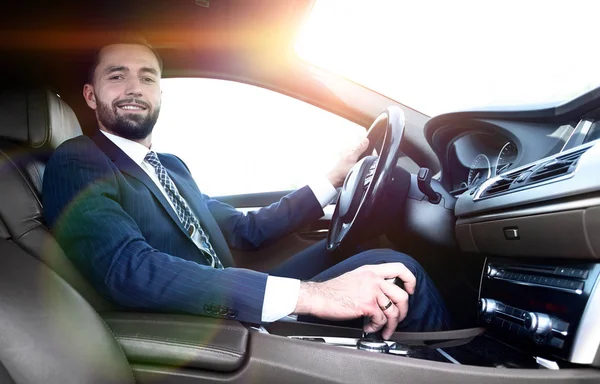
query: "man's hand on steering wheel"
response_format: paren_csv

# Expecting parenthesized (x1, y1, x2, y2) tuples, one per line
(327, 106, 407, 251)
(326, 138, 370, 188)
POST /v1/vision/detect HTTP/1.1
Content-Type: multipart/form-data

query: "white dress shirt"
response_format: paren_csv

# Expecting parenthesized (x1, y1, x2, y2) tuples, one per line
(101, 131, 337, 322)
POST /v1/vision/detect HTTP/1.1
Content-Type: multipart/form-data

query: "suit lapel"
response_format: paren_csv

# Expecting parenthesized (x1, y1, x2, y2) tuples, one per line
(91, 131, 190, 237)
(166, 165, 235, 267)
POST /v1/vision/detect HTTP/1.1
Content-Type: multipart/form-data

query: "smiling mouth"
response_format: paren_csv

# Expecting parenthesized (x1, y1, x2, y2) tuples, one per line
(117, 104, 147, 111)
(115, 99, 150, 111)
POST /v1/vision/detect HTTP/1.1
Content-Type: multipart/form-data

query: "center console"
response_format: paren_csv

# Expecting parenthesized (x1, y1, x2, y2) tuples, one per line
(479, 258, 600, 367)
(102, 301, 600, 384)
(262, 257, 600, 370)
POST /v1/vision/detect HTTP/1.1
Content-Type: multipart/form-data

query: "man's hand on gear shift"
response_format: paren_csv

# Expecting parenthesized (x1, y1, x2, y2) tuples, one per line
(292, 263, 416, 340)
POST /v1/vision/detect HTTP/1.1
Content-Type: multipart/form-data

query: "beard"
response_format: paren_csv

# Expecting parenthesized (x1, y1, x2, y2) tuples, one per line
(96, 95, 160, 140)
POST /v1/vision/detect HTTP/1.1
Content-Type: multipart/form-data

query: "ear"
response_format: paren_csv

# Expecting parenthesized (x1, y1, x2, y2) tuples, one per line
(83, 84, 97, 109)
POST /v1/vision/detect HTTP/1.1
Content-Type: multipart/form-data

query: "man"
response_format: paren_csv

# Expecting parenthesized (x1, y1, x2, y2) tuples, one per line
(43, 41, 450, 339)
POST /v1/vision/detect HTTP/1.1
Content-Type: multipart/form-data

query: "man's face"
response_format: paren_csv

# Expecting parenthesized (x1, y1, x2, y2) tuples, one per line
(84, 44, 162, 140)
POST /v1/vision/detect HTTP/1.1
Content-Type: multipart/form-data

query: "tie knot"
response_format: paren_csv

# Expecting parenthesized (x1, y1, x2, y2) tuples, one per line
(144, 151, 161, 168)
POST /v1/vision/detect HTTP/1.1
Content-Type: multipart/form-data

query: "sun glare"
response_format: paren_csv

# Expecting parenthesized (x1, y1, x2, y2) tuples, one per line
(296, 0, 600, 116)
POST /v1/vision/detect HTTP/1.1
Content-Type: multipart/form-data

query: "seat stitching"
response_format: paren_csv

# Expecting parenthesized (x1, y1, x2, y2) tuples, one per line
(105, 317, 245, 332)
(116, 336, 242, 357)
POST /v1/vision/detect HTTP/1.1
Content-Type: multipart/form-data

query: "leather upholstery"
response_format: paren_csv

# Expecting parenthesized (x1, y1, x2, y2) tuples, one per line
(0, 239, 134, 384)
(0, 90, 112, 311)
(0, 89, 82, 149)
(103, 312, 249, 372)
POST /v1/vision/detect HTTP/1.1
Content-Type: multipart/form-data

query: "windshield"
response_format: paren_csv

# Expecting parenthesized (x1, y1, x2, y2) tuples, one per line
(295, 0, 600, 117)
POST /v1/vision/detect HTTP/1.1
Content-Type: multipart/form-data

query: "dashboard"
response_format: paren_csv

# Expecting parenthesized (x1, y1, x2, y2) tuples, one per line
(423, 92, 600, 367)
(442, 118, 600, 204)
(423, 87, 600, 237)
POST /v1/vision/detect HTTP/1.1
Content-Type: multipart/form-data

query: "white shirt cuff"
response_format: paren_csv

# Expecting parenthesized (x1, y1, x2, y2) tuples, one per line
(261, 276, 301, 322)
(307, 177, 337, 208)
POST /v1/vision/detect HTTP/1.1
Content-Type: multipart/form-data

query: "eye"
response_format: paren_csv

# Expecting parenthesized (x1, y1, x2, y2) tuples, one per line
(142, 77, 156, 83)
(108, 75, 124, 81)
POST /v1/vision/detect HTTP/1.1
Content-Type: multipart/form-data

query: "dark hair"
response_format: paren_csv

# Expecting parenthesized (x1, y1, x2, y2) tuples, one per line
(87, 36, 163, 84)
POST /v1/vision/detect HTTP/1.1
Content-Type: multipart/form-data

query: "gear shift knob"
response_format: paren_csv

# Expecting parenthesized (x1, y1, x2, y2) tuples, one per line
(357, 277, 405, 353)
(357, 323, 389, 353)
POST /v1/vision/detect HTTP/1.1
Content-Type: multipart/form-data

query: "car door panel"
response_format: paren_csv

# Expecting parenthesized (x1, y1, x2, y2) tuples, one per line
(214, 191, 333, 271)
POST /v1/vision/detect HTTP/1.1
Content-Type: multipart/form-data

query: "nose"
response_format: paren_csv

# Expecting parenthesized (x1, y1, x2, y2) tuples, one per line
(124, 77, 143, 98)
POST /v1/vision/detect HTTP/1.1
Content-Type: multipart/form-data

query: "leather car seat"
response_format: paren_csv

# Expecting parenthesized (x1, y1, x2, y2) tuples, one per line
(0, 89, 133, 382)
(0, 89, 112, 311)
(0, 238, 134, 383)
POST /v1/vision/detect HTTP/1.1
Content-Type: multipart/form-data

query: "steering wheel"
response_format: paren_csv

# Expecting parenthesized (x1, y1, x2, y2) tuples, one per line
(327, 106, 406, 251)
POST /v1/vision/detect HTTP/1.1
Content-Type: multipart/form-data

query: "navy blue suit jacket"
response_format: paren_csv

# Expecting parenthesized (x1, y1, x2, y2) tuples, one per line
(42, 131, 324, 323)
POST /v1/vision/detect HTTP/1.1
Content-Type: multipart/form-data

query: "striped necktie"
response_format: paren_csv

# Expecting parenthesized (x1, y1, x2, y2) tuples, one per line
(144, 151, 224, 269)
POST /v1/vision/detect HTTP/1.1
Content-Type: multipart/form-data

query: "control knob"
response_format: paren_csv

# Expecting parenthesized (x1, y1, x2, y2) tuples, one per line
(486, 265, 499, 278)
(524, 312, 552, 337)
(479, 298, 498, 316)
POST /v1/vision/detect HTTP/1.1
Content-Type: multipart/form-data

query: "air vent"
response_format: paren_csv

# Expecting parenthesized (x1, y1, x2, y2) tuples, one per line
(478, 146, 590, 199)
(479, 166, 532, 198)
(528, 147, 588, 183)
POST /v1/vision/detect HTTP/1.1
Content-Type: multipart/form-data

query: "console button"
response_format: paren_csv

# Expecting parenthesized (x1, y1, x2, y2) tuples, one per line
(555, 267, 569, 276)
(569, 268, 588, 279)
(566, 280, 584, 291)
(575, 269, 589, 279)
(512, 308, 525, 319)
(549, 337, 565, 349)
(553, 278, 569, 288)
(553, 320, 569, 334)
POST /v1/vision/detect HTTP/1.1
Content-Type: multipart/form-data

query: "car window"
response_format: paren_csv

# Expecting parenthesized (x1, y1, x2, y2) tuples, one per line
(152, 78, 366, 196)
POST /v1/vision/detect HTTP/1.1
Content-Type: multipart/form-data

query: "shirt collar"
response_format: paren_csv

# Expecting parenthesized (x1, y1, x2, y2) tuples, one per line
(100, 130, 151, 166)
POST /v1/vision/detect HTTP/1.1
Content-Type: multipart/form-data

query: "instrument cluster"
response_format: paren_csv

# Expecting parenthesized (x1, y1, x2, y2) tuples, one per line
(448, 133, 520, 193)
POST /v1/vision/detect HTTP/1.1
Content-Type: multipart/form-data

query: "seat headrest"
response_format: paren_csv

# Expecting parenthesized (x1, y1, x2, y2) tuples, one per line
(0, 90, 83, 149)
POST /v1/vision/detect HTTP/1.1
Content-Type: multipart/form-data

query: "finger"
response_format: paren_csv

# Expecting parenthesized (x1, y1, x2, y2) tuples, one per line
(363, 306, 387, 334)
(348, 138, 370, 157)
(368, 263, 416, 295)
(378, 295, 401, 340)
(380, 280, 409, 324)
(357, 137, 369, 150)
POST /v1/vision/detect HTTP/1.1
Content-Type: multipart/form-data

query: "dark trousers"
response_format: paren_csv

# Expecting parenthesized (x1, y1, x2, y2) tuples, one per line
(268, 240, 451, 332)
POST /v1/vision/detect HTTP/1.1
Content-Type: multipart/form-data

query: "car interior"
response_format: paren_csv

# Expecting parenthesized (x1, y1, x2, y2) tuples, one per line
(0, 1, 599, 383)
